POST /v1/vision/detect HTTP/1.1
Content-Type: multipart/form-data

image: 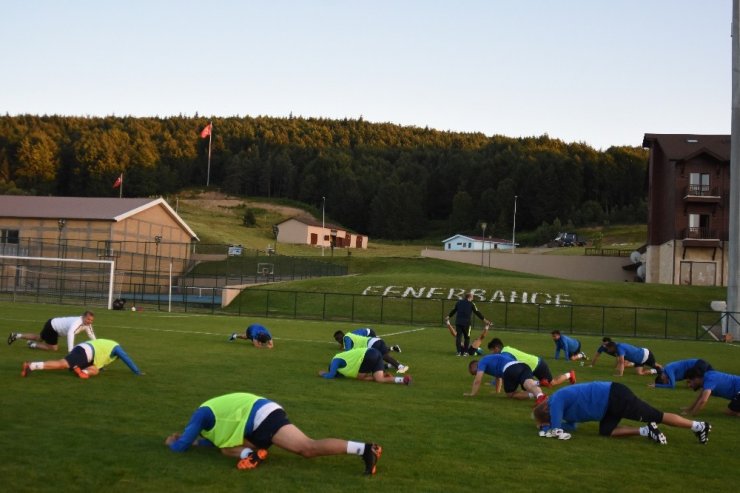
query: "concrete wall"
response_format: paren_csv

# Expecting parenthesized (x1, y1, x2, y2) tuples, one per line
(422, 249, 635, 282)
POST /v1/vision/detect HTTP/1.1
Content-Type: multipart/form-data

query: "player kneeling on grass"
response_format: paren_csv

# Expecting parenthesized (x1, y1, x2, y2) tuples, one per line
(488, 338, 576, 388)
(21, 338, 142, 378)
(532, 381, 711, 444)
(319, 347, 411, 385)
(333, 328, 409, 374)
(165, 392, 383, 475)
(550, 330, 588, 361)
(229, 323, 273, 348)
(8, 311, 95, 352)
(465, 353, 547, 404)
(683, 369, 740, 417)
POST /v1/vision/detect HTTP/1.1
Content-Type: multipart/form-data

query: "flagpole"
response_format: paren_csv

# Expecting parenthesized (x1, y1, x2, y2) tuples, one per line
(206, 122, 212, 187)
(119, 173, 123, 198)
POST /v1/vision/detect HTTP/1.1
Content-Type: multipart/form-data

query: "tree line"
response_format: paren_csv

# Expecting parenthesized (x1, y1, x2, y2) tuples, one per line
(0, 114, 647, 242)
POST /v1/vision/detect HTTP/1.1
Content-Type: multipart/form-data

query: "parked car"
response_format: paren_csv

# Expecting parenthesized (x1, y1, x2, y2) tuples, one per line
(552, 232, 586, 247)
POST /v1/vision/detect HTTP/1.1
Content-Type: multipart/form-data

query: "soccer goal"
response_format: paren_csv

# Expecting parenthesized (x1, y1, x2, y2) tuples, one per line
(0, 255, 116, 309)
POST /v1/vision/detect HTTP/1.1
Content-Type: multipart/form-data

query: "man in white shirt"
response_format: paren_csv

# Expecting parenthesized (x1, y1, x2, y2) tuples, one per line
(8, 311, 96, 351)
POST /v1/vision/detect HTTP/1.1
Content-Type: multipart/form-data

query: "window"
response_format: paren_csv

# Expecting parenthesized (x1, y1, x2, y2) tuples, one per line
(688, 214, 710, 238)
(689, 173, 710, 195)
(1, 229, 19, 244)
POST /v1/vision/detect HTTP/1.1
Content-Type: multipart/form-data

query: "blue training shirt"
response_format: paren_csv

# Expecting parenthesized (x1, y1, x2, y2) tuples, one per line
(546, 382, 612, 431)
(615, 343, 646, 364)
(702, 370, 740, 400)
(352, 328, 376, 337)
(246, 324, 271, 340)
(554, 334, 580, 359)
(655, 359, 699, 389)
(476, 353, 516, 378)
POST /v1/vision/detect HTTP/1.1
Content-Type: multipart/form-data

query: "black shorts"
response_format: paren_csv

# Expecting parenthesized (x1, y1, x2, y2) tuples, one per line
(599, 383, 663, 436)
(533, 360, 553, 383)
(248, 408, 291, 449)
(371, 339, 389, 355)
(729, 392, 740, 413)
(40, 320, 59, 345)
(64, 346, 92, 370)
(635, 351, 657, 368)
(502, 363, 535, 393)
(359, 348, 385, 374)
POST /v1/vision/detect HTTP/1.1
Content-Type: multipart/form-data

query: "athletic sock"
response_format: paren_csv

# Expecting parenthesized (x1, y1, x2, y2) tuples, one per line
(347, 441, 365, 455)
(649, 369, 657, 375)
(527, 392, 535, 399)
(29, 362, 44, 370)
(535, 392, 544, 399)
(239, 448, 254, 460)
(691, 421, 704, 432)
(28, 342, 37, 349)
(394, 377, 404, 384)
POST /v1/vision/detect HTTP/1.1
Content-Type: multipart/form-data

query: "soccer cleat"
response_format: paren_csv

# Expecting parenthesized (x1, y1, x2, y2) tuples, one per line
(396, 364, 409, 374)
(390, 345, 402, 353)
(539, 379, 552, 388)
(228, 333, 237, 342)
(362, 443, 382, 475)
(236, 449, 268, 470)
(8, 332, 17, 345)
(456, 352, 463, 356)
(73, 366, 89, 379)
(535, 394, 548, 405)
(402, 375, 412, 385)
(694, 422, 711, 444)
(646, 422, 667, 445)
(580, 352, 589, 361)
(21, 361, 30, 377)
(568, 370, 577, 384)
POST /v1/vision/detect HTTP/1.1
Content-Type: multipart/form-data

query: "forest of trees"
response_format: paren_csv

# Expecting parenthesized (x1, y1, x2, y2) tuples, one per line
(0, 115, 648, 242)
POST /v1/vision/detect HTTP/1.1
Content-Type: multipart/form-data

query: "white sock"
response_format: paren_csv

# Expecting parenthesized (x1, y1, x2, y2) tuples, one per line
(649, 369, 657, 375)
(535, 392, 544, 399)
(29, 362, 44, 370)
(527, 392, 535, 399)
(239, 447, 254, 460)
(28, 342, 37, 349)
(639, 426, 649, 436)
(691, 421, 704, 432)
(394, 377, 404, 384)
(347, 441, 365, 455)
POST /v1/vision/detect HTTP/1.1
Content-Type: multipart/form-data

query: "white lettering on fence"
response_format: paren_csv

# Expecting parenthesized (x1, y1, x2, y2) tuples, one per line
(362, 286, 572, 305)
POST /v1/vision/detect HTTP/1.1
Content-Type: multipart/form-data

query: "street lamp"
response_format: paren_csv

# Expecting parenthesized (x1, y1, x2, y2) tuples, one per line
(57, 219, 66, 258)
(321, 196, 326, 257)
(480, 222, 487, 270)
(512, 195, 518, 253)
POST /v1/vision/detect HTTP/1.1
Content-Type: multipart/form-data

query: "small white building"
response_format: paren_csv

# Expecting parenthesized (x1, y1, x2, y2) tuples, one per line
(442, 234, 515, 251)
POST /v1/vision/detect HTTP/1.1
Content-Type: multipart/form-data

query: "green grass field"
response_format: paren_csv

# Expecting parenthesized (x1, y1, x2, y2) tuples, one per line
(2, 301, 739, 493)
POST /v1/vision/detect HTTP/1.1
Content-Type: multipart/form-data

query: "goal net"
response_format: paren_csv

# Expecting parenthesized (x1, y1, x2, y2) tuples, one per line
(0, 255, 116, 309)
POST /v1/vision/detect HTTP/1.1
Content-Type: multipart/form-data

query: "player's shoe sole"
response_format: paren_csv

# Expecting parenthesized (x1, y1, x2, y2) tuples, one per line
(362, 443, 382, 475)
(21, 361, 30, 377)
(8, 332, 16, 345)
(694, 422, 711, 444)
(236, 449, 268, 470)
(73, 366, 89, 379)
(646, 422, 667, 445)
(396, 365, 409, 374)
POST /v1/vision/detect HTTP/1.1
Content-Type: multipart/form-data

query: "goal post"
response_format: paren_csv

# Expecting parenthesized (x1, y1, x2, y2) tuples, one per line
(0, 255, 116, 309)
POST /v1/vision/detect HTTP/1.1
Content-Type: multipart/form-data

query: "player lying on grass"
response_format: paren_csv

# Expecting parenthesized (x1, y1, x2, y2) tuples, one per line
(165, 392, 382, 475)
(21, 338, 142, 378)
(602, 341, 661, 377)
(8, 311, 95, 352)
(683, 369, 740, 417)
(319, 347, 411, 384)
(550, 330, 588, 361)
(488, 338, 576, 387)
(333, 328, 409, 374)
(532, 381, 711, 444)
(650, 359, 713, 389)
(229, 323, 273, 348)
(465, 353, 547, 404)
(589, 337, 635, 369)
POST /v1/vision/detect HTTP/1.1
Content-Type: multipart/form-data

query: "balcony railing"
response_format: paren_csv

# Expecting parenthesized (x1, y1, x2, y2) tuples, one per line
(684, 227, 718, 239)
(685, 184, 719, 197)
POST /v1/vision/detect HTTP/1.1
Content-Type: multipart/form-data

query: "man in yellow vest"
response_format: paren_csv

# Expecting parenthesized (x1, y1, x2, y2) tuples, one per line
(20, 338, 142, 378)
(165, 392, 383, 475)
(333, 328, 409, 373)
(319, 347, 412, 384)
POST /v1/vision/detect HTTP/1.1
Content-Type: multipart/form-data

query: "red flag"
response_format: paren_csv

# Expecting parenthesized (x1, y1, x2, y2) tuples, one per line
(200, 123, 212, 138)
(113, 174, 122, 189)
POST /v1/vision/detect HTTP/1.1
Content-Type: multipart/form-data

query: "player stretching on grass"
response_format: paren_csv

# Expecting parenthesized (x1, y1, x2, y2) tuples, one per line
(465, 353, 548, 404)
(488, 338, 576, 387)
(532, 381, 711, 444)
(20, 338, 142, 378)
(550, 330, 588, 361)
(603, 341, 661, 377)
(683, 369, 740, 417)
(320, 348, 411, 384)
(333, 328, 409, 374)
(229, 323, 273, 348)
(589, 337, 635, 369)
(8, 311, 95, 352)
(651, 359, 713, 389)
(445, 292, 491, 356)
(166, 392, 383, 474)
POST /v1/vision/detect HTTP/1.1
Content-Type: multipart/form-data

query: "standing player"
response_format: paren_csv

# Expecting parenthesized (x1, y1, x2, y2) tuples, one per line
(683, 369, 740, 417)
(333, 329, 409, 373)
(165, 392, 382, 474)
(550, 330, 588, 361)
(465, 353, 548, 404)
(488, 338, 576, 387)
(229, 323, 273, 349)
(21, 338, 142, 378)
(603, 341, 661, 377)
(319, 347, 411, 385)
(532, 381, 712, 444)
(445, 292, 491, 356)
(651, 359, 713, 389)
(8, 311, 96, 352)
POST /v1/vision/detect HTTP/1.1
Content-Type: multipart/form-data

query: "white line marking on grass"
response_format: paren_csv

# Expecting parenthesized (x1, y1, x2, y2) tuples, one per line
(117, 324, 337, 345)
(380, 327, 427, 337)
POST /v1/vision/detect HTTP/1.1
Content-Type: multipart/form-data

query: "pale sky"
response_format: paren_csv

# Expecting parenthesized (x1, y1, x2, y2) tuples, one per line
(0, 0, 732, 149)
